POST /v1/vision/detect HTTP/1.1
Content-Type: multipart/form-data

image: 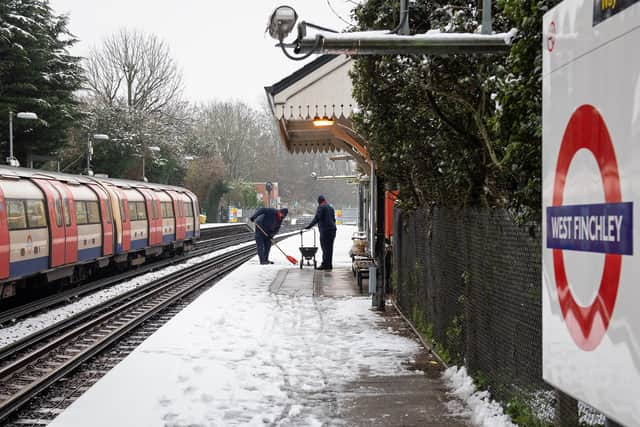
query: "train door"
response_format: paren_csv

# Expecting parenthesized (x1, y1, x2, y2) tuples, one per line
(49, 181, 77, 264)
(158, 191, 175, 244)
(32, 178, 66, 267)
(88, 183, 114, 256)
(183, 196, 195, 238)
(139, 189, 161, 246)
(186, 191, 200, 238)
(111, 187, 131, 253)
(0, 184, 10, 280)
(168, 190, 186, 240)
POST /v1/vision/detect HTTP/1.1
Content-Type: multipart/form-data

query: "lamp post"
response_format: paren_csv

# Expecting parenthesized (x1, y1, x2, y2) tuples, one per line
(86, 133, 109, 176)
(8, 111, 38, 167)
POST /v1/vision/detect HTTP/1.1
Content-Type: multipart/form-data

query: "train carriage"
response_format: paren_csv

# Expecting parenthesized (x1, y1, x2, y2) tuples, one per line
(0, 166, 201, 300)
(1, 178, 49, 281)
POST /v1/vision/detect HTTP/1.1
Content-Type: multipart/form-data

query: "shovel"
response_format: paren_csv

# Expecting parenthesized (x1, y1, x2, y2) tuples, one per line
(254, 222, 298, 265)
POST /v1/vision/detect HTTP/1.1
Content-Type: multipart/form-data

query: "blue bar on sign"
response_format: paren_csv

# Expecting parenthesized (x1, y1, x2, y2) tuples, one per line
(546, 202, 633, 255)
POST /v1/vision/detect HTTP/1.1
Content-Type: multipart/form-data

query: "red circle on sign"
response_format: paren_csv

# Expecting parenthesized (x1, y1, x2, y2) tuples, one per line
(552, 104, 621, 351)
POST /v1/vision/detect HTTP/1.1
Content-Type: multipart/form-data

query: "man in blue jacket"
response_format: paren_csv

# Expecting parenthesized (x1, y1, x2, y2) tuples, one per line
(250, 207, 288, 264)
(305, 195, 337, 270)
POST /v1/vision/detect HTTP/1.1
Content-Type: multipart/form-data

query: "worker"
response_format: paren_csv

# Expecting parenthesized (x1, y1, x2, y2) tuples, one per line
(250, 207, 288, 265)
(305, 195, 337, 270)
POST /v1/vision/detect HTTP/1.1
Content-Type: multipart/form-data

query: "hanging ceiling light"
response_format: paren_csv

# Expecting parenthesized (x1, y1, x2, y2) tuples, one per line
(313, 115, 335, 127)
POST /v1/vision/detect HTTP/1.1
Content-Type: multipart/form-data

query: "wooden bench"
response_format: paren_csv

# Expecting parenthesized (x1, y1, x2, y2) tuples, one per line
(352, 255, 375, 292)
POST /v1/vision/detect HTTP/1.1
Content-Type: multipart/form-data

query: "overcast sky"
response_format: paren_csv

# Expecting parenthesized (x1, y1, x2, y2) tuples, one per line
(49, 0, 359, 107)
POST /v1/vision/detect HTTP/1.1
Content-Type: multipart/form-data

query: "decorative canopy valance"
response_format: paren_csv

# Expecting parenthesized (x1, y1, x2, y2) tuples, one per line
(265, 55, 369, 167)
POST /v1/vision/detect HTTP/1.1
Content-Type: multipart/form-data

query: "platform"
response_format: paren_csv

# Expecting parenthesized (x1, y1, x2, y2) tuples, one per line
(47, 226, 470, 426)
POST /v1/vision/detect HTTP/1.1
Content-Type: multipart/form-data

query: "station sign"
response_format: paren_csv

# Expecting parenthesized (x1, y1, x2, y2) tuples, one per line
(542, 0, 640, 425)
(228, 207, 242, 223)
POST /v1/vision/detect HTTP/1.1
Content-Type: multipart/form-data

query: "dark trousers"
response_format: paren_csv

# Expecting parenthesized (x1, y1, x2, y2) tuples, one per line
(319, 229, 336, 268)
(255, 231, 272, 263)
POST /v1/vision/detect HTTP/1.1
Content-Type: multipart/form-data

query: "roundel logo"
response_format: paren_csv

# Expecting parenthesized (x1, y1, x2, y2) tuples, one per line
(547, 104, 633, 351)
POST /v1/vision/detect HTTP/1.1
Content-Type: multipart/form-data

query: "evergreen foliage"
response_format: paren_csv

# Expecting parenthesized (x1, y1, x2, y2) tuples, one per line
(0, 0, 83, 162)
(351, 0, 560, 221)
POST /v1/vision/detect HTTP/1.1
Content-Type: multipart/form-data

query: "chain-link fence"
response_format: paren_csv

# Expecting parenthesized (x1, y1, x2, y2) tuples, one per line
(392, 206, 604, 425)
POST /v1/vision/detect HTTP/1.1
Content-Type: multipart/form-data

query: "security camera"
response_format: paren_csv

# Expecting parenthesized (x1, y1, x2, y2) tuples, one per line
(268, 5, 298, 41)
(311, 172, 317, 179)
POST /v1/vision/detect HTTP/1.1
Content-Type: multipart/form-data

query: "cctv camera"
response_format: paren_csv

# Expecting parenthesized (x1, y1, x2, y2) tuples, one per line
(311, 172, 317, 179)
(268, 5, 298, 41)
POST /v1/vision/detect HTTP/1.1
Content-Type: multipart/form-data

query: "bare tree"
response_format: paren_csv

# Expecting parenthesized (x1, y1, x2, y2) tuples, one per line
(86, 29, 183, 113)
(194, 101, 264, 181)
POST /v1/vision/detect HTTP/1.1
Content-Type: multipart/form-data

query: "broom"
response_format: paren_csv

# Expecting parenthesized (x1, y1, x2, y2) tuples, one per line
(254, 222, 298, 265)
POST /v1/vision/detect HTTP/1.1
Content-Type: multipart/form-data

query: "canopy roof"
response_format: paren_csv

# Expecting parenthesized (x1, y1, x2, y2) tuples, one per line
(265, 55, 369, 167)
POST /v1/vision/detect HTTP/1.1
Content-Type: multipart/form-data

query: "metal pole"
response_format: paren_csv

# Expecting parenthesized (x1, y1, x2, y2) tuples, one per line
(374, 176, 386, 310)
(87, 135, 92, 173)
(369, 161, 375, 257)
(8, 111, 13, 164)
(142, 151, 146, 181)
(482, 0, 492, 34)
(296, 31, 512, 55)
(358, 182, 364, 232)
(399, 0, 410, 35)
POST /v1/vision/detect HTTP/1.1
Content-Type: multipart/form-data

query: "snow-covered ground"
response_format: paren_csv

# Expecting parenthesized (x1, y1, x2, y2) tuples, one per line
(443, 366, 517, 427)
(47, 226, 432, 426)
(200, 223, 240, 229)
(3, 224, 515, 426)
(0, 239, 267, 348)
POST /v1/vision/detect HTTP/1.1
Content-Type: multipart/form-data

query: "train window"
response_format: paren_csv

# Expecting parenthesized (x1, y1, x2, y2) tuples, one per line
(54, 199, 63, 227)
(163, 202, 174, 218)
(86, 201, 100, 224)
(120, 200, 127, 221)
(136, 202, 147, 220)
(151, 201, 159, 219)
(128, 202, 137, 222)
(75, 201, 88, 225)
(26, 200, 47, 228)
(63, 200, 71, 226)
(7, 199, 27, 230)
(185, 202, 194, 218)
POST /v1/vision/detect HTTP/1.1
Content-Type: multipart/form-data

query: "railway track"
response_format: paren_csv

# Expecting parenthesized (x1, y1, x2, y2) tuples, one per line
(0, 230, 255, 326)
(0, 244, 259, 424)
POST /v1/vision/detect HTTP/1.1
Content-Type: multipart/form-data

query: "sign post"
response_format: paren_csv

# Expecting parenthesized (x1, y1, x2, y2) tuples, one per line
(543, 1, 640, 425)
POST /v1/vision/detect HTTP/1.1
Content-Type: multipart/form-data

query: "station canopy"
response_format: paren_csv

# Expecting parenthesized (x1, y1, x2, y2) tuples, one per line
(265, 55, 369, 167)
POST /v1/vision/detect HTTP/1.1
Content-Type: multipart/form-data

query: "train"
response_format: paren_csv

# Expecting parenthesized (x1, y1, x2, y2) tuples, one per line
(0, 166, 200, 300)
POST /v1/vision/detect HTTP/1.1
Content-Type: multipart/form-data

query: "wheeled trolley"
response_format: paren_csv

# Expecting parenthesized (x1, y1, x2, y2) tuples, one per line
(299, 229, 318, 269)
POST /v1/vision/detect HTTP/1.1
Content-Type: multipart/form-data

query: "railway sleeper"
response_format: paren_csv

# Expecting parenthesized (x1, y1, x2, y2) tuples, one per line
(35, 407, 65, 415)
(9, 417, 49, 425)
(17, 375, 44, 382)
(52, 354, 74, 361)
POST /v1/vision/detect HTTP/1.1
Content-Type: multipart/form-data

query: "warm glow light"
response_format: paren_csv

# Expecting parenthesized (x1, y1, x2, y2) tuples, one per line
(313, 116, 335, 127)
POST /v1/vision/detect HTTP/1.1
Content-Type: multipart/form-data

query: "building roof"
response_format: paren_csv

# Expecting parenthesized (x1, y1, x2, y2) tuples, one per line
(265, 55, 337, 97)
(265, 55, 368, 166)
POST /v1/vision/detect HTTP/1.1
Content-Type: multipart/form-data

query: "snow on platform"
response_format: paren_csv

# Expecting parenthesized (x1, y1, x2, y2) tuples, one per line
(47, 226, 470, 426)
(200, 222, 245, 229)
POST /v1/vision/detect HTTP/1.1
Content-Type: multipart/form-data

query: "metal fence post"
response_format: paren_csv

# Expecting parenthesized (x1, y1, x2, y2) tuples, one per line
(555, 389, 579, 426)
